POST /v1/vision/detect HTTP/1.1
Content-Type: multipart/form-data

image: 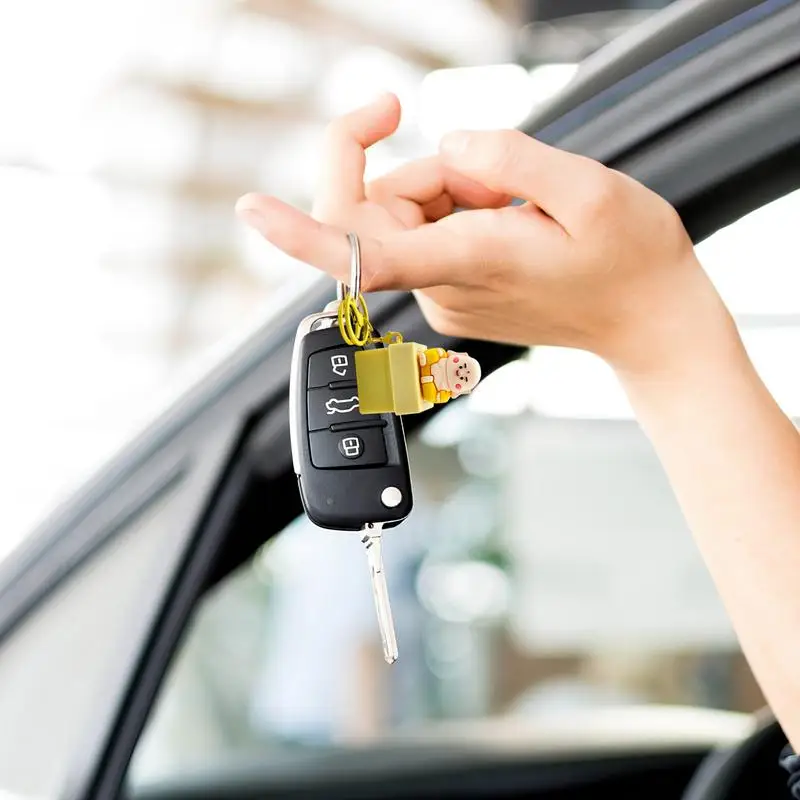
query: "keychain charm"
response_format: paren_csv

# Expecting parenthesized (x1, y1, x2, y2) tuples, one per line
(335, 233, 483, 416)
(356, 341, 481, 414)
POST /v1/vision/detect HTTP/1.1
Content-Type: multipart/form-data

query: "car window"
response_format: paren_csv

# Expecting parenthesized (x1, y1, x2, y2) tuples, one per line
(0, 477, 192, 798)
(129, 188, 800, 790)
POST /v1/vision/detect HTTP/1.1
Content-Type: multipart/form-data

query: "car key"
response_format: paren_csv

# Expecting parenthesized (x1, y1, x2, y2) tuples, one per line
(362, 523, 398, 662)
(289, 233, 412, 663)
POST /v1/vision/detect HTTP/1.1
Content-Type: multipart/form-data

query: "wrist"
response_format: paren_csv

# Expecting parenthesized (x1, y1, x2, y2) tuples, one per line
(603, 255, 742, 386)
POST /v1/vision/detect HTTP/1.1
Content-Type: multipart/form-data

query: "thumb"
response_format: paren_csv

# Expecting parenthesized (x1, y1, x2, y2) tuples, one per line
(235, 194, 462, 292)
(439, 129, 590, 231)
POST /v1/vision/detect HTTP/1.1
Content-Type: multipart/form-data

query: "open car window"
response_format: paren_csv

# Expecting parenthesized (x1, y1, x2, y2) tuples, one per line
(127, 187, 800, 794)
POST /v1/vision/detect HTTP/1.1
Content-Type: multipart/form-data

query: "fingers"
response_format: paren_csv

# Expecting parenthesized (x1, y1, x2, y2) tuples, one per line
(314, 93, 401, 217)
(421, 194, 454, 222)
(366, 156, 512, 211)
(439, 129, 607, 233)
(236, 194, 462, 291)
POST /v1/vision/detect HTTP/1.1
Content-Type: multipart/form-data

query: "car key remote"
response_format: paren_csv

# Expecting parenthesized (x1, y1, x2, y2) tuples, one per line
(289, 233, 413, 663)
(289, 312, 413, 530)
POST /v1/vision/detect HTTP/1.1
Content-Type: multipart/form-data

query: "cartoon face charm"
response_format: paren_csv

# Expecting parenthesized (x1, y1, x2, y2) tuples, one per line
(420, 348, 482, 404)
(443, 351, 481, 398)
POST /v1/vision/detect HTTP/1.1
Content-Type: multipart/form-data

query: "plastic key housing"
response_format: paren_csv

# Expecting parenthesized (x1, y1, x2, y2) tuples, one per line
(290, 313, 413, 531)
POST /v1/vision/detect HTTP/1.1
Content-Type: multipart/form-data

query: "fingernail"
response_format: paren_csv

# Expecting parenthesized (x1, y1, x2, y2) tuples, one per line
(235, 197, 265, 229)
(439, 131, 470, 156)
(237, 208, 265, 232)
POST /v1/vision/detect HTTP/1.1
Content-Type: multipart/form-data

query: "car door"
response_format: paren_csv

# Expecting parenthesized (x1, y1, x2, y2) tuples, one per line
(0, 1, 798, 798)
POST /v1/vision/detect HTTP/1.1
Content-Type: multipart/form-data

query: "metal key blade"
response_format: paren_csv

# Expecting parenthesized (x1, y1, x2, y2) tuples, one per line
(362, 524, 398, 664)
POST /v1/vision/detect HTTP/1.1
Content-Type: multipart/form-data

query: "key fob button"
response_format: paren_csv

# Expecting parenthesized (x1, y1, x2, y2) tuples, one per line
(381, 486, 403, 508)
(310, 428, 388, 469)
(308, 347, 357, 388)
(307, 386, 381, 431)
(338, 435, 364, 459)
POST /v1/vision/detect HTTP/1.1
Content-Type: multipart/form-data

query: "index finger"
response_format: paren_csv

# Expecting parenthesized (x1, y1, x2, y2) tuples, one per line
(314, 93, 402, 217)
(236, 195, 464, 291)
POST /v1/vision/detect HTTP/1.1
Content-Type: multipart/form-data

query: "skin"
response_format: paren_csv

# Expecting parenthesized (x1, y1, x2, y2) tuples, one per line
(237, 93, 800, 748)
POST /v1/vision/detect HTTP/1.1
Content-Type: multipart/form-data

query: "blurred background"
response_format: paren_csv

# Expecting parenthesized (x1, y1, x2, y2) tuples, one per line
(2, 0, 800, 791)
(0, 0, 655, 546)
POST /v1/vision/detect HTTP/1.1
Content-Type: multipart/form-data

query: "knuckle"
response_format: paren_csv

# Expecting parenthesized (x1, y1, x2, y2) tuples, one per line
(323, 114, 351, 144)
(660, 202, 691, 251)
(577, 167, 621, 224)
(478, 130, 521, 173)
(661, 198, 685, 232)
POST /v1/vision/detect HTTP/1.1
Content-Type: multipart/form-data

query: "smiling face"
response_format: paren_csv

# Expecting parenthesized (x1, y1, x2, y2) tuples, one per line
(444, 352, 481, 398)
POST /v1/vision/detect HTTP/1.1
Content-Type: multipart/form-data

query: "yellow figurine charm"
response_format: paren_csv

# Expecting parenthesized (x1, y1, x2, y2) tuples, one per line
(355, 341, 482, 415)
(417, 347, 480, 404)
(332, 234, 482, 416)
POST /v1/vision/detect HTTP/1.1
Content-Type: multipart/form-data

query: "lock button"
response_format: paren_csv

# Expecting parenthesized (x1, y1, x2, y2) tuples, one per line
(308, 347, 357, 388)
(309, 428, 388, 469)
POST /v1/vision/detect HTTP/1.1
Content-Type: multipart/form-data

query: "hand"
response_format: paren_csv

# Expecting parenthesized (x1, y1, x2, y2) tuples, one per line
(236, 94, 726, 375)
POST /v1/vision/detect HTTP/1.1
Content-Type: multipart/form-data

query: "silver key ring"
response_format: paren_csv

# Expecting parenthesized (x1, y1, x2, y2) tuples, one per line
(336, 232, 362, 302)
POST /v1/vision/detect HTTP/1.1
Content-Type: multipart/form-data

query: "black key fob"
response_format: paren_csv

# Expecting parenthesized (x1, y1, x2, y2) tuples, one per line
(290, 311, 413, 531)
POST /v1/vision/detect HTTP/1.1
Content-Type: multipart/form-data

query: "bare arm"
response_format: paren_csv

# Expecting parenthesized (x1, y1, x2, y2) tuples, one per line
(618, 282, 800, 747)
(237, 93, 800, 745)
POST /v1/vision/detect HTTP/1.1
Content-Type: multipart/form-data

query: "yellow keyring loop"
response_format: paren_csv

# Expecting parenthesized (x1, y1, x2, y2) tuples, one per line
(336, 233, 403, 346)
(338, 292, 372, 346)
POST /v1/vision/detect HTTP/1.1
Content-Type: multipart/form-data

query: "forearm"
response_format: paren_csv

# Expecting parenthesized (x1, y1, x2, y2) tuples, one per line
(616, 269, 800, 746)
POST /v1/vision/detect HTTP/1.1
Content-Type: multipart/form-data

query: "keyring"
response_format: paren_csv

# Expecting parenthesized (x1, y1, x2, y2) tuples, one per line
(335, 232, 372, 345)
(337, 232, 362, 302)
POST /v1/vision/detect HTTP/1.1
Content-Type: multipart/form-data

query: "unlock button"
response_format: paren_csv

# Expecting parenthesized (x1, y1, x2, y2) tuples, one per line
(309, 428, 387, 469)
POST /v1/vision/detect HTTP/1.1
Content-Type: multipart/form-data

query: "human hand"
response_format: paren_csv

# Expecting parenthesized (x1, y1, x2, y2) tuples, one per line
(236, 93, 727, 375)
